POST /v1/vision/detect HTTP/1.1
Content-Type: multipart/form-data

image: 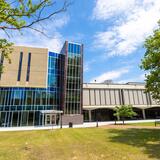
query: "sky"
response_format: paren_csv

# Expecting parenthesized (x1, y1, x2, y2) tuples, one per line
(1, 0, 160, 83)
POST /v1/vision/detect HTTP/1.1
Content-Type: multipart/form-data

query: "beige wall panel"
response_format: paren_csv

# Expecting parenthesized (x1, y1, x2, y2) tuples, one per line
(133, 90, 138, 105)
(115, 90, 120, 105)
(105, 90, 111, 105)
(142, 91, 147, 104)
(129, 90, 134, 105)
(100, 90, 105, 105)
(83, 90, 90, 106)
(110, 90, 115, 105)
(90, 90, 95, 105)
(138, 90, 143, 105)
(123, 90, 130, 105)
(95, 90, 100, 105)
(0, 46, 48, 88)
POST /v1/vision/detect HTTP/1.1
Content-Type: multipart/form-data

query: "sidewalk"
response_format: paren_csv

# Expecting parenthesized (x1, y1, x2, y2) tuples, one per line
(0, 119, 159, 132)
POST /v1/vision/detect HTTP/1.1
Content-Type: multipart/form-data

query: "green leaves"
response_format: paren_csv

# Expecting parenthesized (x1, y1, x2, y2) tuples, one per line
(113, 105, 137, 120)
(0, 39, 13, 74)
(0, 0, 68, 74)
(141, 21, 160, 102)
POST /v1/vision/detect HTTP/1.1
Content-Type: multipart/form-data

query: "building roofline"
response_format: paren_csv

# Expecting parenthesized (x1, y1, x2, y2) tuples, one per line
(14, 45, 48, 50)
(83, 82, 145, 86)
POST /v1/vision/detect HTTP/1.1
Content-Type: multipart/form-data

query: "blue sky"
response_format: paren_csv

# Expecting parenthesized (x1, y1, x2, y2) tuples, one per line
(2, 0, 160, 83)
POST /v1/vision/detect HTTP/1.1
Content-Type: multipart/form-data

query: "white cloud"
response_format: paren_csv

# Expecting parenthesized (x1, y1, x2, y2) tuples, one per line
(84, 59, 96, 72)
(0, 15, 69, 52)
(13, 31, 63, 52)
(90, 67, 130, 83)
(93, 0, 160, 56)
(92, 0, 135, 20)
(117, 73, 145, 83)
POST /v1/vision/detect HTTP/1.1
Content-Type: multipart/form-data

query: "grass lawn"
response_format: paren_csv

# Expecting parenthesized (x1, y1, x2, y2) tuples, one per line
(128, 122, 160, 127)
(0, 127, 160, 160)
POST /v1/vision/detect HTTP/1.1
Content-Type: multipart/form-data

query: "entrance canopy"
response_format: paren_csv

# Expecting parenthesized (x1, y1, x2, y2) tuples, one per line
(40, 110, 63, 114)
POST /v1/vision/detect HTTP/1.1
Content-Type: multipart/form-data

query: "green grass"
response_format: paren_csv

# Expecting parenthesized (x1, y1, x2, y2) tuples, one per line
(128, 122, 158, 126)
(0, 127, 160, 160)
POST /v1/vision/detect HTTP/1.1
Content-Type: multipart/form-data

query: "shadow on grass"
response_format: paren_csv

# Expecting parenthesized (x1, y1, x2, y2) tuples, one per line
(108, 128, 160, 159)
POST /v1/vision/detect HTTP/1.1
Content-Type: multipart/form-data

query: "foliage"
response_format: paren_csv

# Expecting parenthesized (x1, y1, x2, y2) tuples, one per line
(0, 0, 70, 74)
(113, 105, 137, 124)
(141, 21, 160, 102)
(0, 39, 13, 73)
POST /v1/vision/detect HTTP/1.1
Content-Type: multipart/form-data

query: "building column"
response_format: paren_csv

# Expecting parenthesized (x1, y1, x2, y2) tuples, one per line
(88, 110, 92, 122)
(142, 109, 146, 119)
(42, 113, 44, 126)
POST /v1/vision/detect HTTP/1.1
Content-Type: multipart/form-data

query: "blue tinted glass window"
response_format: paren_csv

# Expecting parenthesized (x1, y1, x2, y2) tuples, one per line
(17, 52, 23, 81)
(26, 52, 31, 81)
(71, 44, 74, 53)
(73, 44, 76, 53)
(77, 45, 80, 54)
(68, 43, 71, 52)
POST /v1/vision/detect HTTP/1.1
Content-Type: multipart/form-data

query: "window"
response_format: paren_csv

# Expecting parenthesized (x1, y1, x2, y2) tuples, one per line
(26, 52, 31, 81)
(17, 52, 23, 81)
(0, 53, 4, 80)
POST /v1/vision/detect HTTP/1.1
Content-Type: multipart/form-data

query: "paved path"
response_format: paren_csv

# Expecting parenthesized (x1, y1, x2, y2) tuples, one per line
(0, 119, 159, 132)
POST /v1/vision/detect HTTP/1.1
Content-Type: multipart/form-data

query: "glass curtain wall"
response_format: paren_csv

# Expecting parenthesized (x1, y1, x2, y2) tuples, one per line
(65, 43, 82, 114)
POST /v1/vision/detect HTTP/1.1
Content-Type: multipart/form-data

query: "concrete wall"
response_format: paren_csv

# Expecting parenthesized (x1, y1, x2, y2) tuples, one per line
(0, 46, 48, 88)
(83, 83, 160, 110)
(62, 114, 83, 125)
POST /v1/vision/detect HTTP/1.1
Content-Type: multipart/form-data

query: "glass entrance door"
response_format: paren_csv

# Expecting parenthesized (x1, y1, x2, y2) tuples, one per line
(45, 114, 56, 126)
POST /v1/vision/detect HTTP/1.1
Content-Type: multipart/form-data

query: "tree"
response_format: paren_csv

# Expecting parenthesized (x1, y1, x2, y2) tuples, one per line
(0, 0, 70, 73)
(141, 21, 160, 102)
(113, 105, 137, 125)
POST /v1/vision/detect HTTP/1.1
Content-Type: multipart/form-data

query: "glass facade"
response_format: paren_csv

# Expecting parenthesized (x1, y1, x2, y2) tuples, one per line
(65, 43, 82, 114)
(0, 41, 83, 127)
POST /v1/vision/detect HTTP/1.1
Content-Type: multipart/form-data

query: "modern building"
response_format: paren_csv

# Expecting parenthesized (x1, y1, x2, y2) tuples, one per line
(0, 41, 83, 127)
(0, 42, 160, 127)
(83, 82, 160, 122)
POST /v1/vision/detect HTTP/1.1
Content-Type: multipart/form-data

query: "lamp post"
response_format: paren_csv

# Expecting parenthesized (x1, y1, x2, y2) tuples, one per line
(96, 110, 98, 127)
(60, 113, 62, 129)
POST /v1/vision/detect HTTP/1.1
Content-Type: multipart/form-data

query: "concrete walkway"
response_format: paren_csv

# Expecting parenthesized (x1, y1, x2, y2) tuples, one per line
(0, 119, 159, 132)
